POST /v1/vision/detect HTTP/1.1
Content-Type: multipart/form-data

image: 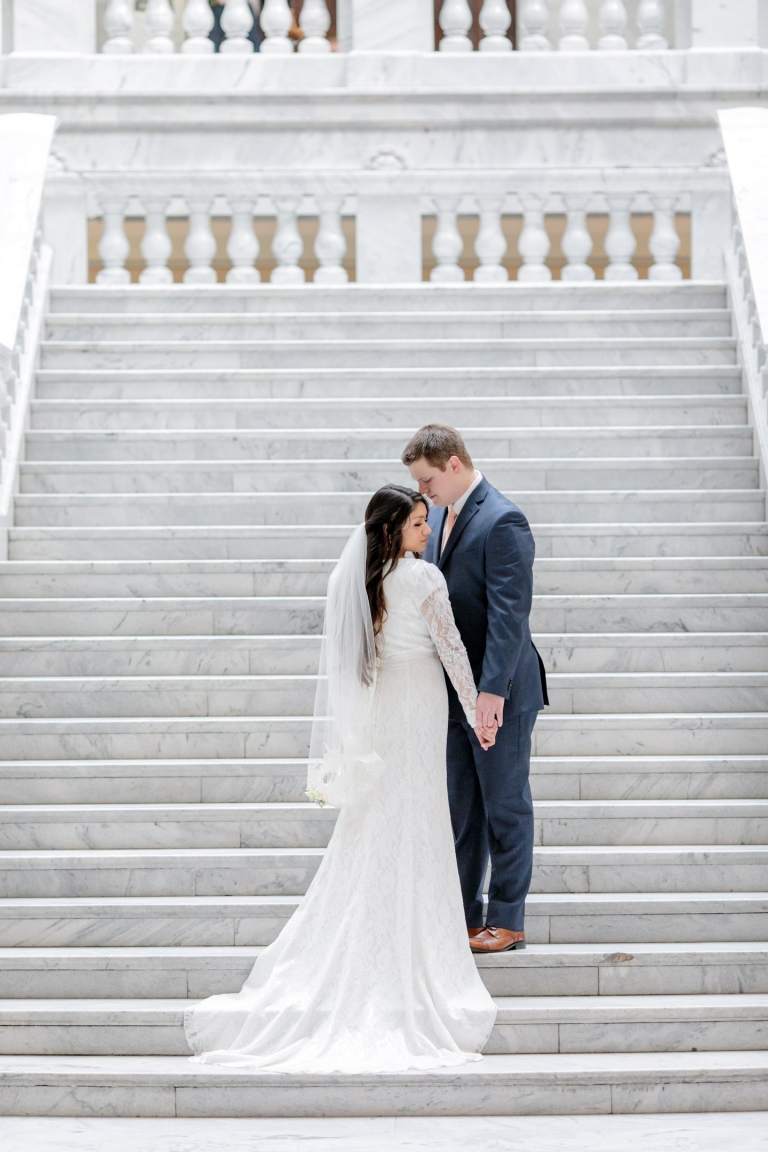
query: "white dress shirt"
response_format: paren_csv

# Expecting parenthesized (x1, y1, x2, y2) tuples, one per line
(441, 471, 484, 553)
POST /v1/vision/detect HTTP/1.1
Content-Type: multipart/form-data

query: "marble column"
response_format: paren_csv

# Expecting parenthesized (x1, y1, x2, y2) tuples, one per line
(691, 189, 731, 281)
(42, 168, 88, 285)
(11, 0, 97, 52)
(337, 0, 435, 52)
(356, 193, 422, 283)
(690, 0, 766, 47)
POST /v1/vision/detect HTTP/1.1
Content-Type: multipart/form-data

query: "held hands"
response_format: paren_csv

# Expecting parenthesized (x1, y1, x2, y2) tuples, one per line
(474, 691, 505, 751)
(474, 721, 498, 751)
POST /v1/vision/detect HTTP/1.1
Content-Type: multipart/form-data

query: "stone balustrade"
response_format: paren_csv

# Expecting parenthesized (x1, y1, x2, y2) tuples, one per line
(80, 171, 697, 284)
(719, 108, 768, 498)
(97, 0, 671, 55)
(0, 113, 54, 554)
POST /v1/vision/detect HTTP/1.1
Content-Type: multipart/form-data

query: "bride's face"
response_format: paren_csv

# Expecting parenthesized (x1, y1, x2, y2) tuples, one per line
(400, 506, 431, 555)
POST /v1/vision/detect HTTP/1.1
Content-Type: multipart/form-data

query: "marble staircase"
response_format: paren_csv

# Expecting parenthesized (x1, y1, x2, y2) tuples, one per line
(0, 281, 767, 1116)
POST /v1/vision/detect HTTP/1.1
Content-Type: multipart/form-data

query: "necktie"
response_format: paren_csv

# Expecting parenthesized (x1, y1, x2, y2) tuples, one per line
(442, 505, 458, 554)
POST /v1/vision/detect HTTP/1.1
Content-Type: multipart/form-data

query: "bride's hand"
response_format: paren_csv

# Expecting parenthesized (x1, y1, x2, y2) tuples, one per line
(474, 723, 497, 751)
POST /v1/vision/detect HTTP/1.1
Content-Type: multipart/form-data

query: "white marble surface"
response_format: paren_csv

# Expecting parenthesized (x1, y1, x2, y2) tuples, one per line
(341, 0, 434, 52)
(719, 107, 768, 341)
(0, 1113, 766, 1150)
(12, 0, 96, 54)
(0, 113, 55, 356)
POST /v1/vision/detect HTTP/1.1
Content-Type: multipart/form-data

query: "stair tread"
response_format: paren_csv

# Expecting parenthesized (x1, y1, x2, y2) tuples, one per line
(2, 993, 768, 1017)
(2, 941, 765, 963)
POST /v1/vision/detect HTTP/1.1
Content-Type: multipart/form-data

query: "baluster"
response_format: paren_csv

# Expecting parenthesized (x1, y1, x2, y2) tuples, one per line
(8, 347, 21, 401)
(102, 0, 134, 53)
(518, 0, 551, 49)
(561, 195, 595, 281)
(221, 0, 255, 52)
(271, 198, 305, 284)
(604, 195, 638, 280)
(227, 199, 260, 283)
(474, 197, 508, 282)
(184, 199, 217, 284)
(143, 0, 176, 53)
(558, 0, 590, 49)
(139, 199, 173, 285)
(96, 198, 131, 285)
(597, 0, 627, 48)
(430, 197, 464, 283)
(517, 196, 552, 281)
(636, 0, 667, 48)
(299, 0, 331, 53)
(648, 196, 682, 281)
(314, 197, 348, 285)
(479, 0, 512, 50)
(260, 0, 294, 54)
(182, 0, 215, 52)
(439, 0, 474, 52)
(0, 364, 12, 438)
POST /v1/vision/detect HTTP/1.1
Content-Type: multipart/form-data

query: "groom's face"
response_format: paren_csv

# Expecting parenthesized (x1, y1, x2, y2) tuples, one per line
(407, 457, 461, 507)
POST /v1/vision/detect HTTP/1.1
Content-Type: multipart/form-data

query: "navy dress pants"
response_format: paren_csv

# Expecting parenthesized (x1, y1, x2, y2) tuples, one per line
(446, 707, 537, 933)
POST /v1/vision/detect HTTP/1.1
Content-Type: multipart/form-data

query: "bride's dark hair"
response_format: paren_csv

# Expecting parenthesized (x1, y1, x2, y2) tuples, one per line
(365, 485, 429, 637)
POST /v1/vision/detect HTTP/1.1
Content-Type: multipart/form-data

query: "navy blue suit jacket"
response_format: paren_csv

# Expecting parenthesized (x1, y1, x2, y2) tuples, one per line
(425, 477, 548, 718)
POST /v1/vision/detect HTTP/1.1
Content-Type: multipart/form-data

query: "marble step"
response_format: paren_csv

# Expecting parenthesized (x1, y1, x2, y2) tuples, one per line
(1, 993, 767, 1058)
(29, 395, 746, 432)
(8, 1116, 768, 1149)
(2, 943, 766, 1000)
(0, 892, 765, 947)
(6, 671, 768, 717)
(2, 558, 768, 600)
(533, 558, 768, 596)
(0, 1050, 766, 1117)
(1, 712, 765, 762)
(35, 364, 744, 401)
(539, 633, 768, 673)
(0, 754, 765, 806)
(3, 632, 766, 679)
(15, 491, 764, 529)
(43, 310, 733, 343)
(1, 594, 765, 637)
(0, 846, 765, 899)
(24, 426, 754, 461)
(11, 523, 768, 561)
(2, 1049, 766, 1118)
(0, 636, 322, 677)
(49, 282, 728, 313)
(38, 337, 738, 372)
(0, 799, 763, 851)
(20, 457, 760, 496)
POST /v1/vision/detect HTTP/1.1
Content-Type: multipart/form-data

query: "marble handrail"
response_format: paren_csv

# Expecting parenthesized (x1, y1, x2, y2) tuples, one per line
(83, 168, 698, 285)
(719, 107, 768, 504)
(0, 113, 55, 557)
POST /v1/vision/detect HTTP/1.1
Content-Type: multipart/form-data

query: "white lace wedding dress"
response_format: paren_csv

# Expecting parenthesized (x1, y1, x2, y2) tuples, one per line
(184, 556, 496, 1073)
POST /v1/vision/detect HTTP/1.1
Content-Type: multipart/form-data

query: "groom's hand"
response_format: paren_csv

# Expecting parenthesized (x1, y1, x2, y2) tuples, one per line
(477, 692, 505, 729)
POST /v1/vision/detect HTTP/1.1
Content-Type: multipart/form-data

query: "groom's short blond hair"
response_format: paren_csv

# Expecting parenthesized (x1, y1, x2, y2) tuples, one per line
(402, 425, 473, 471)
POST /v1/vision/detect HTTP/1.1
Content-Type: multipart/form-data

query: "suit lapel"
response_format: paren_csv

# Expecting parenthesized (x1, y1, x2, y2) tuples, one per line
(438, 477, 489, 570)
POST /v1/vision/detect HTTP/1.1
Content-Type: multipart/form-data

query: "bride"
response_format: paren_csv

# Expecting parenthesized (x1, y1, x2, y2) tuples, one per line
(184, 484, 498, 1073)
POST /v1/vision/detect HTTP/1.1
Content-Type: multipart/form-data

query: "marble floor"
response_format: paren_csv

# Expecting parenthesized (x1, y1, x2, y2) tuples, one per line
(0, 1114, 766, 1152)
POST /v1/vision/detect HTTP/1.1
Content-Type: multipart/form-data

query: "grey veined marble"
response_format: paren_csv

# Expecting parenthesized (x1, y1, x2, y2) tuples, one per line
(1, 1112, 767, 1151)
(3, 277, 768, 1121)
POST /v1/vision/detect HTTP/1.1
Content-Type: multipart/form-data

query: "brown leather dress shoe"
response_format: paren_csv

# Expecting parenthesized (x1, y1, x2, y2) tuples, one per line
(468, 927, 485, 942)
(469, 927, 526, 953)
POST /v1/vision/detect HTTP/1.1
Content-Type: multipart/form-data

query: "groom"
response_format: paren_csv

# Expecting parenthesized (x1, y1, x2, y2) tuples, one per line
(403, 424, 548, 953)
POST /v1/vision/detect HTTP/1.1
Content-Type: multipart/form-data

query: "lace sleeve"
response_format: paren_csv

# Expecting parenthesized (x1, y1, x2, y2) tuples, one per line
(420, 584, 478, 729)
